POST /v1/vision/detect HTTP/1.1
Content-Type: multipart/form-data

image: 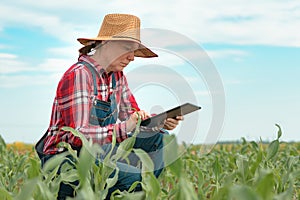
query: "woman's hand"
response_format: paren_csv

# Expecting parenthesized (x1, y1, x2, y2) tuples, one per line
(126, 110, 150, 132)
(135, 110, 151, 121)
(163, 116, 184, 130)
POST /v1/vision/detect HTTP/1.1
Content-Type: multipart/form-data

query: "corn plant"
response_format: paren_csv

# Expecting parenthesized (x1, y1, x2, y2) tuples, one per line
(0, 124, 299, 199)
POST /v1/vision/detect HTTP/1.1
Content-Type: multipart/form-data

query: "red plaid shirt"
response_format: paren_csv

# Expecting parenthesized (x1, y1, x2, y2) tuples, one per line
(43, 55, 142, 154)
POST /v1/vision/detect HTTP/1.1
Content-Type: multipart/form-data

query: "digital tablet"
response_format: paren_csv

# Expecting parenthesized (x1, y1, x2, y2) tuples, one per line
(140, 103, 201, 127)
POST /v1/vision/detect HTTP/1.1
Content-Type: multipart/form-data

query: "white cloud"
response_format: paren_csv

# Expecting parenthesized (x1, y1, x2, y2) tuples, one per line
(0, 56, 76, 87)
(0, 52, 73, 75)
(0, 52, 72, 87)
(0, 53, 35, 73)
(0, 4, 82, 44)
(1, 0, 300, 47)
(37, 58, 74, 73)
(47, 45, 80, 58)
(0, 53, 16, 59)
(87, 0, 300, 47)
(0, 0, 299, 87)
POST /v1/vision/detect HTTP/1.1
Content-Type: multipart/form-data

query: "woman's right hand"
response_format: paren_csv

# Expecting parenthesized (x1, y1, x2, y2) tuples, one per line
(126, 110, 150, 132)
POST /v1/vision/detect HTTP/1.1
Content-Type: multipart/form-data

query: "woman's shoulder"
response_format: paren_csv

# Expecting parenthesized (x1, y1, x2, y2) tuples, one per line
(63, 62, 91, 77)
(57, 62, 92, 88)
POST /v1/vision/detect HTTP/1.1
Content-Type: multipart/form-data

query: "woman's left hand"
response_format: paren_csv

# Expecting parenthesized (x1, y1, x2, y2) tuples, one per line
(163, 116, 184, 130)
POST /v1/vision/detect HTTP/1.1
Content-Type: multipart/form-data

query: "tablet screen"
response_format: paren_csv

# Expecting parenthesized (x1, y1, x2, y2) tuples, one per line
(140, 103, 201, 127)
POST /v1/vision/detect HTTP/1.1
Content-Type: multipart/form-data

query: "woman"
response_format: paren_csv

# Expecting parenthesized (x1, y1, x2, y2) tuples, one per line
(37, 13, 183, 199)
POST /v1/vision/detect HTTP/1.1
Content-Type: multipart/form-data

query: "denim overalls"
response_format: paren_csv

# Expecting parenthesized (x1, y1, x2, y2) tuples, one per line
(83, 61, 165, 198)
(83, 61, 118, 127)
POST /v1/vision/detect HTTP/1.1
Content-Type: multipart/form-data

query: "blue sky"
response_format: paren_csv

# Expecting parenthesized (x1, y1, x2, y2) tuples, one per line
(1, 0, 300, 144)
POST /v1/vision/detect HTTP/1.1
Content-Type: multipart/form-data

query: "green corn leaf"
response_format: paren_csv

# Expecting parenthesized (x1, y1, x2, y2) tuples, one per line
(291, 169, 300, 179)
(250, 150, 262, 176)
(61, 127, 87, 143)
(163, 134, 182, 177)
(229, 185, 260, 200)
(273, 185, 294, 200)
(236, 155, 249, 183)
(250, 141, 259, 150)
(59, 167, 78, 183)
(42, 151, 71, 172)
(0, 187, 12, 200)
(114, 136, 136, 162)
(133, 113, 142, 136)
(26, 158, 40, 179)
(35, 181, 57, 200)
(103, 129, 117, 161)
(106, 167, 119, 189)
(176, 177, 198, 200)
(0, 135, 7, 150)
(275, 124, 282, 140)
(43, 165, 61, 186)
(112, 190, 145, 200)
(61, 126, 95, 156)
(212, 157, 222, 180)
(15, 178, 39, 200)
(141, 172, 160, 200)
(266, 139, 279, 160)
(255, 169, 275, 199)
(77, 145, 94, 186)
(133, 148, 154, 172)
(75, 184, 97, 200)
(127, 181, 141, 193)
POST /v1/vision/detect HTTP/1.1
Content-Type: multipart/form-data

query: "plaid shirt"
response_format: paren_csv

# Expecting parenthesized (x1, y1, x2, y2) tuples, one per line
(43, 55, 142, 154)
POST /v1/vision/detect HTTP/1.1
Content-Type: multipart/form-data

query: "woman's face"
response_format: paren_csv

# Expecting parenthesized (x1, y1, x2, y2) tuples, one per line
(101, 40, 139, 72)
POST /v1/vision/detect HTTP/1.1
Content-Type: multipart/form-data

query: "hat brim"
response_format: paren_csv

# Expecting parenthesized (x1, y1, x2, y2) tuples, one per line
(77, 37, 158, 58)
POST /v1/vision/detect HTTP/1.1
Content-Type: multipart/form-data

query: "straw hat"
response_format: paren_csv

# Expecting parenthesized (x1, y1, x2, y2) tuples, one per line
(77, 14, 158, 58)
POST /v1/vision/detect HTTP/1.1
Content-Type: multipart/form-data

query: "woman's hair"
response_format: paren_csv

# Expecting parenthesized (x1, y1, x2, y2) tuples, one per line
(79, 41, 102, 55)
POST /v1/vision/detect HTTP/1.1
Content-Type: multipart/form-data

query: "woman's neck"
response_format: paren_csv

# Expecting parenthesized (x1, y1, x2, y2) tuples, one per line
(90, 52, 111, 73)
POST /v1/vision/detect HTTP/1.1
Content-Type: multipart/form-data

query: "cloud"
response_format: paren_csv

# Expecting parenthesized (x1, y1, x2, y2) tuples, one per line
(37, 58, 74, 73)
(0, 53, 16, 59)
(0, 0, 299, 87)
(0, 52, 73, 74)
(89, 0, 300, 47)
(0, 4, 82, 44)
(47, 45, 79, 58)
(0, 52, 72, 87)
(2, 0, 300, 47)
(0, 53, 35, 73)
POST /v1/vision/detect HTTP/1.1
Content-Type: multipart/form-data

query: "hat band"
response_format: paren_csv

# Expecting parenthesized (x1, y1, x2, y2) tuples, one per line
(111, 35, 141, 43)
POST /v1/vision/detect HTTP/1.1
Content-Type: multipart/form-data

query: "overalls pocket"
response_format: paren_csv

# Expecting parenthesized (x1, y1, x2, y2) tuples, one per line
(89, 99, 118, 126)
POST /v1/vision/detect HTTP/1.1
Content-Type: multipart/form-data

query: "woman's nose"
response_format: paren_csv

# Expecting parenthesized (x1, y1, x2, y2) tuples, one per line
(127, 51, 135, 61)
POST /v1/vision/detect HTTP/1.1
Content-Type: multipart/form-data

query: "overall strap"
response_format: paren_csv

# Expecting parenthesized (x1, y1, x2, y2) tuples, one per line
(78, 61, 116, 95)
(78, 61, 99, 96)
(111, 73, 116, 89)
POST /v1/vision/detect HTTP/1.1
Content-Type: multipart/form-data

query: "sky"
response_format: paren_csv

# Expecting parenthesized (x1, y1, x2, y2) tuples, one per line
(0, 0, 300, 144)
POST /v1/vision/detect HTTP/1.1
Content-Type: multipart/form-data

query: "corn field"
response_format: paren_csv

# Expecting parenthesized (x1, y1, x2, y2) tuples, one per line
(0, 124, 299, 199)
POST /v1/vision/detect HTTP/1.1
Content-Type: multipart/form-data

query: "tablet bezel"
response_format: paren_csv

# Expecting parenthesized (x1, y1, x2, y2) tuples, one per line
(140, 103, 201, 127)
